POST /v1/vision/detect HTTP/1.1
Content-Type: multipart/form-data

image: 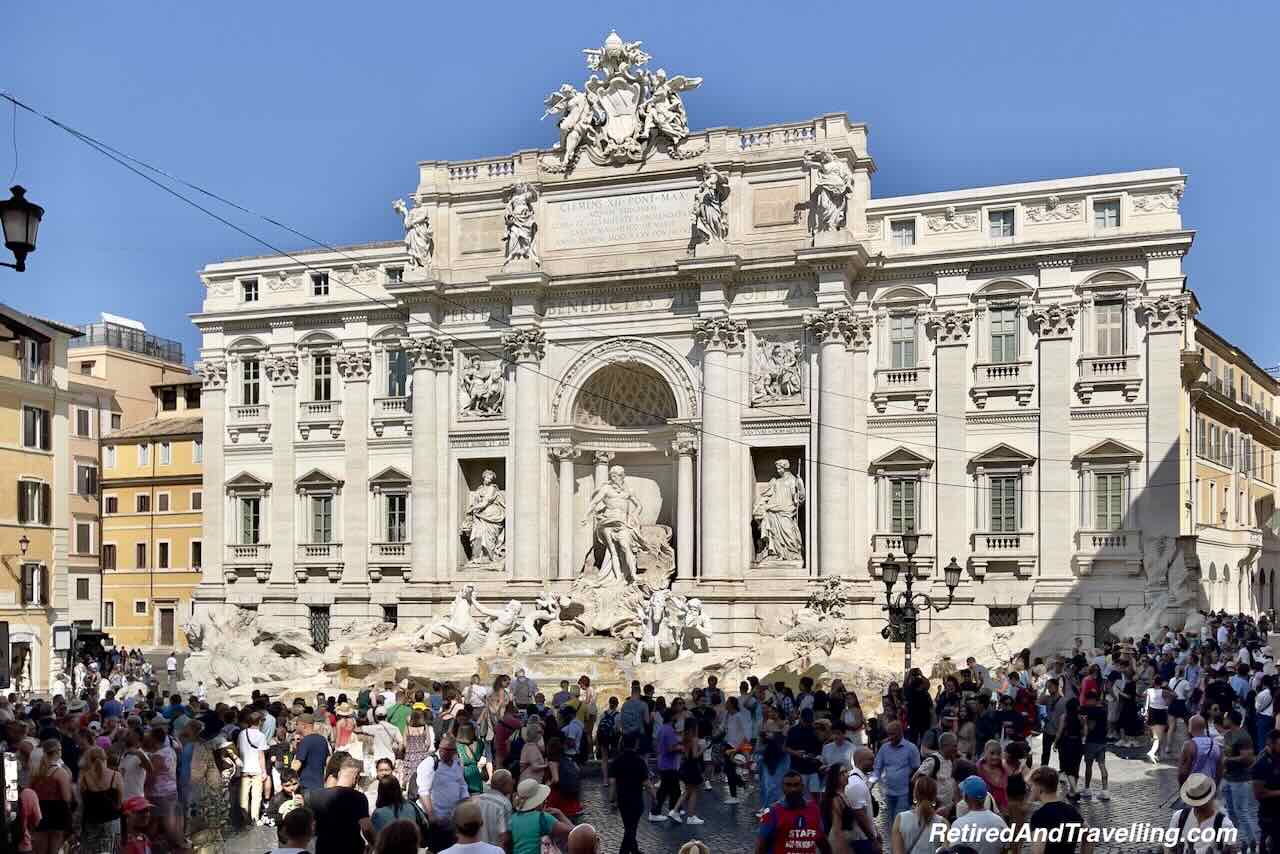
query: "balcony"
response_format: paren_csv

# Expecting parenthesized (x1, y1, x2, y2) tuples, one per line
(1075, 354, 1141, 403)
(228, 404, 270, 444)
(73, 321, 184, 365)
(971, 360, 1034, 408)
(369, 542, 411, 581)
(295, 542, 343, 583)
(298, 400, 343, 440)
(872, 365, 932, 413)
(1073, 528, 1142, 575)
(224, 543, 270, 583)
(969, 531, 1037, 578)
(869, 532, 935, 576)
(371, 397, 411, 437)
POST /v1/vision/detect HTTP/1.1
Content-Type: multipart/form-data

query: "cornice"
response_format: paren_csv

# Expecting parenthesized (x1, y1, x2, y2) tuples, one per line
(967, 411, 1040, 426)
(867, 414, 937, 430)
(1069, 405, 1149, 421)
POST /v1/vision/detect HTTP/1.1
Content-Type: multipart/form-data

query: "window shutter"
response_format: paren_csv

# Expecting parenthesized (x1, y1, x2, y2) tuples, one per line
(17, 482, 27, 524)
(1095, 485, 1107, 528)
(40, 483, 51, 525)
(20, 566, 31, 607)
(38, 566, 48, 607)
(40, 409, 51, 450)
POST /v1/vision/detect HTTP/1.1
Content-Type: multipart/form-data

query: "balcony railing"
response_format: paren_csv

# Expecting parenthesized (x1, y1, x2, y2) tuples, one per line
(971, 360, 1034, 408)
(869, 532, 935, 576)
(226, 543, 270, 563)
(1073, 528, 1142, 575)
(370, 541, 411, 563)
(231, 404, 269, 423)
(72, 321, 184, 365)
(297, 542, 342, 562)
(300, 400, 341, 419)
(373, 397, 410, 417)
(872, 365, 932, 413)
(1075, 354, 1141, 403)
(969, 530, 1037, 577)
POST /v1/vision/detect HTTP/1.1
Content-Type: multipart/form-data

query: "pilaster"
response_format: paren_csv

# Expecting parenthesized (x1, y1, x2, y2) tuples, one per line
(672, 436, 698, 581)
(336, 347, 372, 593)
(503, 327, 547, 581)
(550, 445, 579, 581)
(925, 309, 973, 574)
(407, 334, 452, 583)
(1029, 296, 1079, 581)
(803, 309, 854, 577)
(264, 348, 299, 588)
(693, 316, 746, 581)
(194, 359, 228, 607)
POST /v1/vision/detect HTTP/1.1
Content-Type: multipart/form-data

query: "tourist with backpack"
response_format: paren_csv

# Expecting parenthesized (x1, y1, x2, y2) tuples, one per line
(1168, 774, 1235, 854)
(1180, 715, 1226, 789)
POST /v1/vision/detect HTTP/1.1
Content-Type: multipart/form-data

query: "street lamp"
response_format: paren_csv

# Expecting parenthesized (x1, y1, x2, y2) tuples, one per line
(0, 186, 44, 272)
(18, 534, 29, 556)
(880, 530, 963, 676)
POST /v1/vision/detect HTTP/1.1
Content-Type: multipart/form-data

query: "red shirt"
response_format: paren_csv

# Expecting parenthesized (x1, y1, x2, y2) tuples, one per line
(759, 799, 824, 854)
(1081, 676, 1101, 706)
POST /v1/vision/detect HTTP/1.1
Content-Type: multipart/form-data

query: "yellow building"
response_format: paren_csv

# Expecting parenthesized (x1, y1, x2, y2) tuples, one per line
(1185, 320, 1280, 612)
(0, 304, 80, 693)
(101, 377, 203, 649)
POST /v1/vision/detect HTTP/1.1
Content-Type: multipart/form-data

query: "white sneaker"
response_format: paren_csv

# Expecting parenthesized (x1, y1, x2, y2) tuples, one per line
(1097, 789, 1110, 801)
(704, 780, 713, 791)
(686, 816, 705, 825)
(667, 810, 684, 824)
(723, 797, 740, 805)
(647, 813, 667, 822)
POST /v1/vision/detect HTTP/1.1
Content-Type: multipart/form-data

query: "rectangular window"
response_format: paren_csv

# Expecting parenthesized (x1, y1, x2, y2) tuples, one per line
(242, 359, 261, 405)
(988, 607, 1020, 627)
(157, 493, 170, 512)
(191, 540, 203, 569)
(160, 388, 178, 412)
(193, 439, 203, 464)
(21, 564, 47, 607)
(76, 465, 98, 496)
(185, 386, 201, 409)
(136, 494, 151, 513)
(242, 279, 259, 303)
(386, 494, 407, 543)
(890, 219, 916, 248)
(20, 338, 50, 384)
(134, 600, 147, 616)
(240, 497, 261, 545)
(104, 445, 116, 468)
(988, 209, 1015, 238)
(1093, 199, 1120, 230)
(79, 360, 95, 376)
(989, 307, 1018, 363)
(76, 407, 92, 437)
(75, 522, 93, 555)
(1196, 417, 1206, 456)
(1225, 432, 1234, 468)
(159, 442, 171, 465)
(1212, 425, 1222, 463)
(382, 605, 398, 627)
(135, 542, 147, 569)
(311, 272, 330, 296)
(311, 495, 334, 543)
(989, 476, 1018, 532)
(890, 315, 916, 369)
(387, 267, 403, 284)
(1094, 301, 1125, 356)
(191, 490, 203, 511)
(102, 544, 117, 571)
(313, 354, 333, 401)
(1094, 473, 1125, 530)
(22, 406, 51, 450)
(157, 542, 170, 569)
(104, 495, 119, 514)
(111, 413, 122, 431)
(890, 479, 917, 534)
(138, 443, 151, 466)
(104, 601, 115, 627)
(387, 350, 408, 397)
(17, 481, 50, 525)
(76, 578, 90, 601)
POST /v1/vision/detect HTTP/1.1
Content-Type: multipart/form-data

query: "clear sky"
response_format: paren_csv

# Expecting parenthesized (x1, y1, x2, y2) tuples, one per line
(4, 2, 1278, 369)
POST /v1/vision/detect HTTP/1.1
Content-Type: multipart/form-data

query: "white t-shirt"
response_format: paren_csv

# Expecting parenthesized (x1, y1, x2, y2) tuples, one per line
(1256, 688, 1274, 717)
(166, 656, 177, 673)
(1173, 678, 1193, 702)
(1167, 809, 1235, 854)
(441, 843, 505, 854)
(843, 770, 873, 841)
(951, 809, 1008, 854)
(1217, 626, 1230, 646)
(1146, 687, 1170, 711)
(238, 727, 269, 775)
(120, 752, 147, 799)
(821, 740, 855, 772)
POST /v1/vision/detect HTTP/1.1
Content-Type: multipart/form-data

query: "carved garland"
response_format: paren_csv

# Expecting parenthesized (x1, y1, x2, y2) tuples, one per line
(550, 336, 699, 423)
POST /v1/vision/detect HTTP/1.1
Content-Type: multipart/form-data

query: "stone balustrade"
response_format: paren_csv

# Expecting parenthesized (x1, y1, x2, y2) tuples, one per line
(1073, 528, 1143, 575)
(1075, 354, 1142, 403)
(297, 542, 342, 562)
(869, 532, 935, 576)
(872, 365, 932, 412)
(971, 360, 1034, 408)
(739, 123, 816, 151)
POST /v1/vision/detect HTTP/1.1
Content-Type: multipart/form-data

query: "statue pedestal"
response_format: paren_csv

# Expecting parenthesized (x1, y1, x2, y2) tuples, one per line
(813, 229, 852, 248)
(694, 238, 728, 258)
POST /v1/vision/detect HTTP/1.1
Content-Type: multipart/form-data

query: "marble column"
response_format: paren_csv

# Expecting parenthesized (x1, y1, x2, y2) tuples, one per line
(551, 446, 579, 580)
(408, 335, 451, 583)
(804, 309, 854, 577)
(503, 329, 547, 581)
(593, 451, 614, 489)
(927, 309, 974, 576)
(264, 351, 299, 586)
(849, 316, 873, 576)
(336, 348, 372, 588)
(693, 317, 745, 580)
(672, 437, 698, 580)
(1030, 301, 1079, 578)
(193, 359, 227, 607)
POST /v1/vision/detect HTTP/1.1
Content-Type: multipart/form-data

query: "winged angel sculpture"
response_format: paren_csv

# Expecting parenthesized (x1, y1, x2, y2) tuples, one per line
(541, 31, 705, 172)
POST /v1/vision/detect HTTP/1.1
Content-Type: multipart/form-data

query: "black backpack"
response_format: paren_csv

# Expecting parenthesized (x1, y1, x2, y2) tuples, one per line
(557, 757, 581, 799)
(1172, 808, 1227, 854)
(505, 734, 525, 777)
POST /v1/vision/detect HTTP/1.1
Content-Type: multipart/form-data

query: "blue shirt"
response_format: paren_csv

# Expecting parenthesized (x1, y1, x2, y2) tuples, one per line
(872, 739, 921, 797)
(1231, 675, 1252, 701)
(101, 699, 123, 719)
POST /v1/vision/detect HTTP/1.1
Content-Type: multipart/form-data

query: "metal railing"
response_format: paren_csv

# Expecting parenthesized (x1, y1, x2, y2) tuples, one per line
(72, 322, 184, 364)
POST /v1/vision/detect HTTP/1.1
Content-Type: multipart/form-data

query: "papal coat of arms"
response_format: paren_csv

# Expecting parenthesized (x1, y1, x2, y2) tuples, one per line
(540, 31, 705, 172)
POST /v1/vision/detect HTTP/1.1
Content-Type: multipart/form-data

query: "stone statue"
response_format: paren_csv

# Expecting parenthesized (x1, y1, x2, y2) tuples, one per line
(751, 339, 802, 404)
(633, 588, 669, 665)
(753, 459, 806, 563)
(392, 197, 433, 272)
(503, 182, 540, 266)
(583, 465, 649, 585)
(461, 470, 506, 564)
(640, 68, 702, 148)
(542, 84, 597, 170)
(803, 149, 855, 233)
(675, 597, 712, 657)
(690, 163, 730, 248)
(460, 355, 505, 417)
(414, 584, 486, 653)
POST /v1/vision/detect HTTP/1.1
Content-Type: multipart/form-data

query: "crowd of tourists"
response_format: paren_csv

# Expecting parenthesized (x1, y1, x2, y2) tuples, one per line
(1, 608, 1278, 854)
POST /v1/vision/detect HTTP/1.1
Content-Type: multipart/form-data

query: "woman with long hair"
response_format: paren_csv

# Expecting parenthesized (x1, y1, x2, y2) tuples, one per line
(495, 702, 523, 771)
(374, 818, 422, 854)
(1055, 698, 1085, 800)
(456, 724, 488, 795)
(818, 764, 854, 853)
(977, 739, 1009, 812)
(371, 776, 422, 835)
(544, 736, 582, 820)
(30, 739, 73, 854)
(890, 775, 948, 854)
(78, 746, 124, 854)
(843, 691, 866, 746)
(757, 727, 790, 817)
(401, 709, 434, 788)
(671, 725, 705, 825)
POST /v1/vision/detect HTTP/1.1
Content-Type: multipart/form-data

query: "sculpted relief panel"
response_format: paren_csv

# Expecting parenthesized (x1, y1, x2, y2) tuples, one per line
(459, 355, 506, 418)
(751, 335, 803, 405)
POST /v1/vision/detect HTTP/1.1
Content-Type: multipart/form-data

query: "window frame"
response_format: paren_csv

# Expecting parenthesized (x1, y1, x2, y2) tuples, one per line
(311, 271, 330, 296)
(102, 543, 117, 571)
(159, 441, 172, 466)
(385, 492, 408, 543)
(889, 313, 916, 369)
(75, 577, 91, 602)
(1092, 197, 1121, 231)
(191, 489, 203, 511)
(190, 538, 203, 570)
(75, 406, 93, 438)
(135, 542, 148, 569)
(889, 477, 918, 534)
(135, 493, 151, 514)
(239, 496, 262, 545)
(311, 494, 335, 544)
(193, 438, 204, 464)
(312, 353, 334, 402)
(241, 278, 259, 303)
(987, 207, 1016, 239)
(156, 492, 170, 513)
(241, 358, 261, 405)
(138, 443, 151, 467)
(74, 520, 95, 555)
(103, 601, 115, 627)
(989, 475, 1019, 533)
(157, 540, 171, 570)
(889, 218, 916, 249)
(76, 463, 98, 497)
(1094, 471, 1127, 530)
(988, 305, 1018, 364)
(1093, 299, 1126, 357)
(21, 405, 52, 451)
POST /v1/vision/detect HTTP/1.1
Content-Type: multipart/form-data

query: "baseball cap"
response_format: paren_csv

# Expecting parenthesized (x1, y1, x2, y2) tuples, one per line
(122, 795, 154, 815)
(960, 775, 988, 800)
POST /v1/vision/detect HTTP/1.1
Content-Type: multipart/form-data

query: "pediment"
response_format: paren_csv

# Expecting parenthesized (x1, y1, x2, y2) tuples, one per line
(972, 443, 1036, 467)
(369, 466, 411, 486)
(295, 468, 345, 489)
(1075, 439, 1143, 462)
(225, 471, 270, 490)
(871, 446, 934, 469)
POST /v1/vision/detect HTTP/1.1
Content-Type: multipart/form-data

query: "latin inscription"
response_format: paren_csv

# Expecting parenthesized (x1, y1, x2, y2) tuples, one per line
(546, 289, 699, 317)
(546, 190, 695, 250)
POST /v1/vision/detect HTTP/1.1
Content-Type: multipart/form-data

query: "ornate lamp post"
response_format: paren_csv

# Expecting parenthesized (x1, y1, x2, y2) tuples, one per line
(880, 529, 963, 676)
(0, 186, 44, 272)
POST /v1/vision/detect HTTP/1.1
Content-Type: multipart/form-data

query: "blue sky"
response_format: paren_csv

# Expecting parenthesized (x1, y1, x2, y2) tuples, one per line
(4, 2, 1278, 369)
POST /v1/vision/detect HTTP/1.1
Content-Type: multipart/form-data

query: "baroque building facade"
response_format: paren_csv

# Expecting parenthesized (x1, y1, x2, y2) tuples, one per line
(192, 34, 1245, 654)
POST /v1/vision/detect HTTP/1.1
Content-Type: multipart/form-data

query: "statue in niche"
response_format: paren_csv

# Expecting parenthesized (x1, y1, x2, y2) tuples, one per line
(753, 459, 806, 563)
(502, 182, 540, 266)
(461, 469, 506, 565)
(803, 148, 855, 232)
(751, 339, 802, 404)
(582, 465, 650, 585)
(690, 163, 730, 249)
(460, 355, 505, 417)
(392, 197, 433, 272)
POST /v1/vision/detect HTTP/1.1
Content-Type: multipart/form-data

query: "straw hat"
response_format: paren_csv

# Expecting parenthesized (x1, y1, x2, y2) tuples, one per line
(1179, 773, 1216, 807)
(515, 778, 551, 811)
(679, 842, 710, 854)
(336, 702, 354, 718)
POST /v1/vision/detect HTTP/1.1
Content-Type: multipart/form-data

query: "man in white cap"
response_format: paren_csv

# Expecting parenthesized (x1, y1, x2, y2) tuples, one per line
(1169, 773, 1234, 854)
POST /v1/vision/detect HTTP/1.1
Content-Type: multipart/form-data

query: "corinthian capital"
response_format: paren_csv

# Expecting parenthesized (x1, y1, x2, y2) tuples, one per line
(924, 310, 974, 346)
(195, 359, 228, 391)
(264, 353, 299, 385)
(693, 317, 746, 352)
(502, 328, 546, 362)
(802, 308, 853, 346)
(1137, 293, 1194, 334)
(405, 334, 454, 371)
(335, 348, 373, 381)
(1028, 302, 1079, 339)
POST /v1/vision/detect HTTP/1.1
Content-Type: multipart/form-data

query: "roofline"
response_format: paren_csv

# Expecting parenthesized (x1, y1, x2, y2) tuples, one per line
(0, 303, 84, 340)
(1195, 320, 1280, 391)
(868, 168, 1184, 210)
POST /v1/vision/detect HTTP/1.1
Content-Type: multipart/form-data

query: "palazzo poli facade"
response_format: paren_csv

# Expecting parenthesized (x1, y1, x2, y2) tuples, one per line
(191, 33, 1270, 656)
